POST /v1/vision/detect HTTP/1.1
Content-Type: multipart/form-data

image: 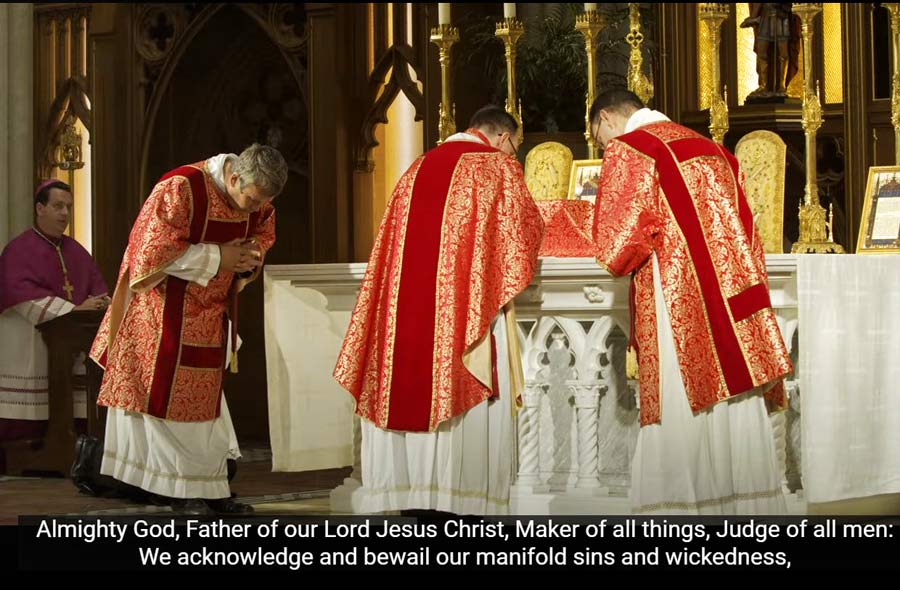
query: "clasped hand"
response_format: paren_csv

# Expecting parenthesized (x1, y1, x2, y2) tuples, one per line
(75, 294, 111, 311)
(220, 238, 262, 274)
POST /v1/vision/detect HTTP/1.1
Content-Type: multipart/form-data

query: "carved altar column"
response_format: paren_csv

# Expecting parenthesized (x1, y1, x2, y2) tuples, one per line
(572, 383, 604, 491)
(514, 384, 547, 492)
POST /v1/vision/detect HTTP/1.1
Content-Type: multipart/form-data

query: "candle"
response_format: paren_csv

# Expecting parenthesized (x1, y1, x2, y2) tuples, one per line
(439, 3, 450, 25)
(585, 3, 597, 11)
(504, 3, 516, 19)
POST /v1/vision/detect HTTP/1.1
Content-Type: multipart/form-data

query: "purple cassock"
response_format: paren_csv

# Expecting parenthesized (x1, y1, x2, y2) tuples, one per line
(0, 227, 107, 312)
(0, 227, 108, 450)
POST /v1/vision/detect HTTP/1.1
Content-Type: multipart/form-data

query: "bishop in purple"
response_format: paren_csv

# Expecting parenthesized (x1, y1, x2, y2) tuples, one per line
(0, 179, 108, 447)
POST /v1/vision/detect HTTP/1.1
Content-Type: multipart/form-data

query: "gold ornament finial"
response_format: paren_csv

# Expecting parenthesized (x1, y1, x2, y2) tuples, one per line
(626, 3, 654, 104)
(56, 114, 85, 171)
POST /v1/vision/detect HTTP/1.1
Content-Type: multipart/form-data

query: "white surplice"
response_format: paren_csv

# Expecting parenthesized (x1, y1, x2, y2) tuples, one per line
(356, 318, 515, 515)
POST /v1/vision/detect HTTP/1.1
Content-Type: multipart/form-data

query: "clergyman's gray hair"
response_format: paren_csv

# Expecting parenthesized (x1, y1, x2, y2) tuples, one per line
(233, 143, 289, 197)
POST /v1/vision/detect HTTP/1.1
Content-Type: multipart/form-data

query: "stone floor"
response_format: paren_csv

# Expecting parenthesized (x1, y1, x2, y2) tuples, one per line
(0, 446, 350, 524)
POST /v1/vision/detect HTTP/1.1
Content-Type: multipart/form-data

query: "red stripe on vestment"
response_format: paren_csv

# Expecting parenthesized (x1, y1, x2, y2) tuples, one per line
(148, 277, 187, 417)
(180, 344, 226, 369)
(387, 141, 496, 430)
(728, 283, 772, 323)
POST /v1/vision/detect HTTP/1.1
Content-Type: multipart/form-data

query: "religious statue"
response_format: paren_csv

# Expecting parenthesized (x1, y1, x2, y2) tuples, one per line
(740, 3, 801, 103)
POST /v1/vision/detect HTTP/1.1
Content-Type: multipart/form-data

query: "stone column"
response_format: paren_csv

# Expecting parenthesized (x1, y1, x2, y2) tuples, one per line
(0, 3, 34, 246)
(573, 384, 602, 489)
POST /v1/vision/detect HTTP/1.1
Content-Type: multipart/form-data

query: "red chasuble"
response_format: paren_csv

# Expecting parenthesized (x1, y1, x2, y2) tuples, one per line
(593, 122, 793, 426)
(90, 161, 275, 422)
(334, 134, 544, 433)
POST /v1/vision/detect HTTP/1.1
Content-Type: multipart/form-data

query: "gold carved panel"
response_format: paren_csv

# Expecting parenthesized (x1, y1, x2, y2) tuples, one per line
(524, 141, 574, 200)
(735, 130, 787, 254)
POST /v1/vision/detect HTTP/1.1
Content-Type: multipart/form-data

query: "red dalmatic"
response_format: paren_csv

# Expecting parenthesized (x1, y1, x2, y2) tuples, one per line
(90, 162, 275, 422)
(593, 122, 793, 426)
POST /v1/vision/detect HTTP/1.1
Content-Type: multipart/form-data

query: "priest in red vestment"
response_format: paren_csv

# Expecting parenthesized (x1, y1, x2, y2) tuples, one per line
(334, 105, 544, 515)
(0, 180, 108, 449)
(589, 89, 793, 514)
(89, 144, 285, 514)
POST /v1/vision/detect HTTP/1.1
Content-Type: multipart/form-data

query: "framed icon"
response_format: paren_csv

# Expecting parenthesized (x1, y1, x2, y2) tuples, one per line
(857, 166, 900, 254)
(567, 159, 604, 204)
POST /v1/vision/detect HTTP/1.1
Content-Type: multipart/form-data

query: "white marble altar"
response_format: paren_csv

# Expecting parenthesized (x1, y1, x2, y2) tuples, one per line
(265, 255, 812, 514)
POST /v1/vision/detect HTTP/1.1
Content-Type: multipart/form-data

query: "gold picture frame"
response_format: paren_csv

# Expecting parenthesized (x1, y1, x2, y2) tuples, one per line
(567, 159, 604, 203)
(857, 166, 900, 254)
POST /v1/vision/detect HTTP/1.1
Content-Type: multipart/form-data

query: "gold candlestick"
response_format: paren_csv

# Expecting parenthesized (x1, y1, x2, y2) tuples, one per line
(699, 3, 730, 144)
(495, 16, 525, 127)
(791, 3, 844, 253)
(430, 23, 460, 143)
(885, 4, 900, 164)
(626, 3, 653, 105)
(576, 9, 607, 159)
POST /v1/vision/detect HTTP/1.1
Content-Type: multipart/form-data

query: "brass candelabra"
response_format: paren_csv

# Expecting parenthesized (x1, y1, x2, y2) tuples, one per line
(576, 9, 607, 158)
(430, 23, 460, 143)
(495, 16, 525, 127)
(790, 3, 844, 253)
(699, 3, 730, 144)
(884, 3, 900, 164)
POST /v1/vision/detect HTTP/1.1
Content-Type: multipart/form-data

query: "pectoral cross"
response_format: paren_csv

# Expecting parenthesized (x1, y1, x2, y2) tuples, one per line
(54, 244, 75, 301)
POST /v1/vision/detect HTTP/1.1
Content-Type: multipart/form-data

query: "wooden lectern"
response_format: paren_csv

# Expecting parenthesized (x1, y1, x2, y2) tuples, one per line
(2, 309, 105, 477)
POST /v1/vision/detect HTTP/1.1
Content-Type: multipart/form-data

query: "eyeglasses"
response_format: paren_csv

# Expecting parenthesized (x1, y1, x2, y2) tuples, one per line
(500, 133, 520, 156)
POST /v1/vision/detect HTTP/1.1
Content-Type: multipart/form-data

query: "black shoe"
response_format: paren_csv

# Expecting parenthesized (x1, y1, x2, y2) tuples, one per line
(171, 498, 214, 515)
(206, 498, 254, 514)
(146, 493, 172, 506)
